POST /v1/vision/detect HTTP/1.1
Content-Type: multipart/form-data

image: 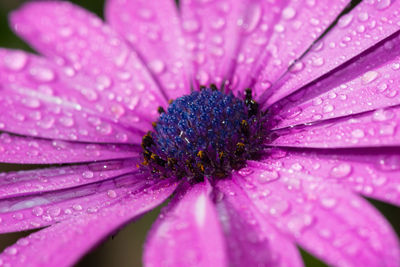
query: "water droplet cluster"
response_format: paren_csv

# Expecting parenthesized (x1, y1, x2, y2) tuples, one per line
(142, 87, 268, 181)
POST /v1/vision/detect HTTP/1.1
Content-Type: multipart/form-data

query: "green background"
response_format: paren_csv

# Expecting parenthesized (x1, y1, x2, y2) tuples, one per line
(0, 1, 398, 266)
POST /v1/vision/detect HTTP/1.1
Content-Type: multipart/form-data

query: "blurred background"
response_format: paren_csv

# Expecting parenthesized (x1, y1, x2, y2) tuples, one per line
(0, 0, 399, 266)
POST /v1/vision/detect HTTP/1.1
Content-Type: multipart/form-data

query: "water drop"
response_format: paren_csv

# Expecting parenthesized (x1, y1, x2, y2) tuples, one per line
(149, 60, 166, 74)
(82, 170, 94, 179)
(362, 71, 379, 84)
(107, 189, 117, 198)
(3, 52, 28, 71)
(330, 163, 352, 178)
(338, 14, 354, 28)
(351, 129, 365, 138)
(282, 7, 296, 20)
(29, 67, 56, 82)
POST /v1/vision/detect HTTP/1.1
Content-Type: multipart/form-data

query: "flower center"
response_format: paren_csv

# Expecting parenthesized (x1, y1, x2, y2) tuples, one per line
(141, 86, 267, 181)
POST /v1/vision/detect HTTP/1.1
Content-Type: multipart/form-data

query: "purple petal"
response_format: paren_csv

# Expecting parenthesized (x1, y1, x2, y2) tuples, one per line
(0, 180, 176, 266)
(262, 147, 400, 207)
(144, 181, 227, 267)
(0, 133, 138, 164)
(271, 105, 400, 148)
(105, 0, 191, 100)
(180, 0, 249, 88)
(10, 1, 167, 126)
(215, 179, 303, 267)
(258, 0, 400, 106)
(271, 30, 400, 129)
(0, 172, 161, 233)
(0, 159, 138, 199)
(233, 0, 348, 97)
(0, 49, 143, 144)
(234, 163, 400, 266)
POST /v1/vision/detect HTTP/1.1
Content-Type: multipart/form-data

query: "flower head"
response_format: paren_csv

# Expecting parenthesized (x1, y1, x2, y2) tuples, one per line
(0, 0, 399, 266)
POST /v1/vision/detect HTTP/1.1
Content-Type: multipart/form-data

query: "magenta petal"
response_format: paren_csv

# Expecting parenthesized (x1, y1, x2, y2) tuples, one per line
(0, 49, 144, 144)
(262, 147, 400, 206)
(0, 180, 176, 266)
(106, 0, 190, 99)
(235, 163, 400, 266)
(10, 1, 167, 125)
(216, 179, 303, 267)
(252, 0, 348, 97)
(144, 181, 227, 267)
(0, 159, 138, 199)
(271, 31, 400, 129)
(0, 133, 138, 164)
(227, 1, 285, 95)
(258, 0, 400, 106)
(0, 172, 162, 233)
(180, 0, 249, 88)
(272, 105, 400, 148)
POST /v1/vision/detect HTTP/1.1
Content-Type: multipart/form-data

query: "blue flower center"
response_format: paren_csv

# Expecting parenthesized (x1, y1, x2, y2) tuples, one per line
(141, 86, 267, 181)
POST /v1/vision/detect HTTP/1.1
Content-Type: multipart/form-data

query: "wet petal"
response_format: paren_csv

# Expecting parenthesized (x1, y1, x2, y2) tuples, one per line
(106, 0, 190, 100)
(258, 0, 400, 107)
(235, 0, 348, 96)
(235, 163, 400, 266)
(262, 147, 400, 207)
(271, 31, 400, 129)
(180, 0, 249, 88)
(0, 159, 138, 199)
(272, 105, 400, 148)
(0, 172, 160, 233)
(10, 1, 167, 126)
(225, 1, 285, 94)
(0, 180, 176, 266)
(252, 0, 349, 97)
(0, 49, 143, 144)
(0, 133, 138, 164)
(215, 179, 303, 267)
(144, 181, 227, 267)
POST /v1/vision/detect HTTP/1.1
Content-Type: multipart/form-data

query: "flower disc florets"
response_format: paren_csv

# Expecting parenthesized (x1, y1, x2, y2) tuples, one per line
(141, 86, 267, 182)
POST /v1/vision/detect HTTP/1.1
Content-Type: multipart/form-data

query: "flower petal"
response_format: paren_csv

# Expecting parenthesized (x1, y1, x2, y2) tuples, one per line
(271, 105, 400, 148)
(251, 0, 349, 97)
(262, 147, 400, 207)
(180, 0, 249, 88)
(234, 163, 400, 266)
(0, 159, 138, 199)
(0, 49, 144, 144)
(0, 172, 161, 233)
(215, 179, 303, 267)
(0, 133, 138, 164)
(105, 0, 190, 100)
(10, 1, 167, 126)
(235, 0, 349, 97)
(271, 31, 400, 129)
(144, 181, 227, 267)
(0, 180, 176, 266)
(257, 0, 400, 107)
(225, 1, 284, 94)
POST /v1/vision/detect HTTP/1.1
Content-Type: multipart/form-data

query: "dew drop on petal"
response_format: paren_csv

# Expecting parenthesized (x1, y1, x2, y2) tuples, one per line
(258, 170, 280, 183)
(3, 52, 28, 71)
(376, 0, 392, 10)
(107, 189, 117, 198)
(282, 7, 296, 20)
(330, 163, 352, 178)
(362, 71, 379, 84)
(351, 129, 365, 138)
(377, 155, 400, 171)
(29, 67, 56, 82)
(82, 170, 94, 179)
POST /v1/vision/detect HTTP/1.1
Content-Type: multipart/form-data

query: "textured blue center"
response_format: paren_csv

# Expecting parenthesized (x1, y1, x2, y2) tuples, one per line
(156, 89, 245, 160)
(142, 87, 265, 181)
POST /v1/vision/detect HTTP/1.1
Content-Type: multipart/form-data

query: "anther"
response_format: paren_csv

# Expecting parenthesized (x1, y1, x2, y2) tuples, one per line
(158, 106, 165, 114)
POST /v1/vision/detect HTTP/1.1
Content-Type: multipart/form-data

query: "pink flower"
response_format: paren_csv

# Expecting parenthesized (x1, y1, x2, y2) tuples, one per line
(0, 0, 399, 266)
